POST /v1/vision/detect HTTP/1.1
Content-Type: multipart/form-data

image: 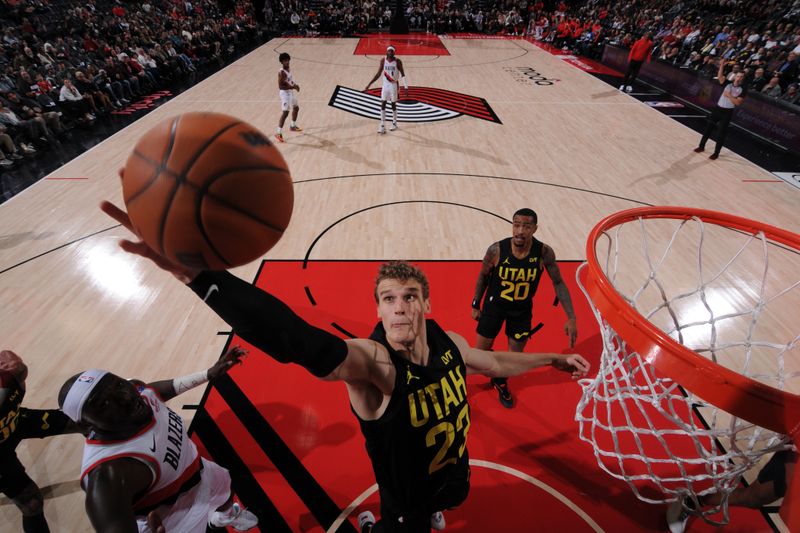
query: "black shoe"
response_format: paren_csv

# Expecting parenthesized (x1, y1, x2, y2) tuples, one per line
(693, 146, 704, 153)
(709, 153, 719, 160)
(493, 380, 513, 408)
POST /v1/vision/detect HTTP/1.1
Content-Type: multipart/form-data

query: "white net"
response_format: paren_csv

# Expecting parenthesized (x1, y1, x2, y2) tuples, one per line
(575, 214, 800, 525)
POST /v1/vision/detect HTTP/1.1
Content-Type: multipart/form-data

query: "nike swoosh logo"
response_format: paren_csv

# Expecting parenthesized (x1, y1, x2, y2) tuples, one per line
(149, 435, 156, 453)
(203, 284, 219, 302)
(514, 332, 530, 339)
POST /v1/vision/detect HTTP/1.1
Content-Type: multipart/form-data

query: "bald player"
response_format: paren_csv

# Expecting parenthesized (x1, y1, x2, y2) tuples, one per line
(57, 347, 258, 532)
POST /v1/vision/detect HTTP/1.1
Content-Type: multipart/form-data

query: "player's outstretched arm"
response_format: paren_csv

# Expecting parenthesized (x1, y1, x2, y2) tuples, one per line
(449, 332, 589, 379)
(542, 244, 577, 347)
(144, 346, 246, 401)
(84, 459, 154, 533)
(101, 198, 349, 380)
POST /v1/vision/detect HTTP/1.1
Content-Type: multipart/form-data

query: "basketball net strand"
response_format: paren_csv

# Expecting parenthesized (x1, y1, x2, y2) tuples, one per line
(575, 215, 799, 526)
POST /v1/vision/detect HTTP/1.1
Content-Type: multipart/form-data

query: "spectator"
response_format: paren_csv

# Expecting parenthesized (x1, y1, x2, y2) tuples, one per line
(749, 67, 770, 92)
(761, 76, 783, 97)
(774, 52, 799, 89)
(58, 78, 95, 122)
(0, 124, 26, 166)
(620, 31, 653, 93)
(780, 83, 799, 104)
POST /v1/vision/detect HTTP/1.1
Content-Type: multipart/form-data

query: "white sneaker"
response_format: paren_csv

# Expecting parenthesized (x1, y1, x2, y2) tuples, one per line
(378, 124, 386, 134)
(210, 502, 258, 531)
(390, 121, 398, 131)
(358, 510, 376, 532)
(626, 85, 633, 93)
(666, 498, 690, 533)
(619, 84, 625, 91)
(431, 511, 446, 530)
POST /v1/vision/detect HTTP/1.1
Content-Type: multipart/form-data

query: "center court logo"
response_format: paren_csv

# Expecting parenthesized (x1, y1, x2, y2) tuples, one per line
(503, 66, 559, 86)
(328, 85, 502, 124)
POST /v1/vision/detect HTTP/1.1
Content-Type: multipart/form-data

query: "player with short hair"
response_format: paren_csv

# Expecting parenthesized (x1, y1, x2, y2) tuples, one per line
(365, 45, 407, 134)
(100, 200, 591, 532)
(57, 347, 258, 532)
(275, 52, 301, 143)
(1, 350, 79, 533)
(471, 208, 578, 408)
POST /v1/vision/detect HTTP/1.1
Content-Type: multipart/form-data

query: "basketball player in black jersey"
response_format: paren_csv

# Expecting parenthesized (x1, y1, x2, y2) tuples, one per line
(1, 350, 79, 533)
(101, 200, 590, 532)
(471, 208, 578, 408)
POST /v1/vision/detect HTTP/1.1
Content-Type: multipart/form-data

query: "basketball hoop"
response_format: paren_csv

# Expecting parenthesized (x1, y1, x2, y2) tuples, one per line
(575, 206, 800, 528)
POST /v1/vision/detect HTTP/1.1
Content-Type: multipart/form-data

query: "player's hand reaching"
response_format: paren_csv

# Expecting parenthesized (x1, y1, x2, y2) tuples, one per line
(208, 346, 247, 380)
(470, 308, 481, 321)
(564, 318, 577, 348)
(100, 170, 201, 284)
(294, 83, 300, 92)
(552, 353, 590, 379)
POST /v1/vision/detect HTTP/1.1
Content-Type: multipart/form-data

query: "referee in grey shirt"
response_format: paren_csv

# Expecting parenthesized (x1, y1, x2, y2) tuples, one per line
(694, 58, 748, 160)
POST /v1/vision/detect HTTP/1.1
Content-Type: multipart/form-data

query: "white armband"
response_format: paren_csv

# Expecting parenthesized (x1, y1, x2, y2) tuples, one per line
(173, 370, 209, 394)
(402, 76, 408, 89)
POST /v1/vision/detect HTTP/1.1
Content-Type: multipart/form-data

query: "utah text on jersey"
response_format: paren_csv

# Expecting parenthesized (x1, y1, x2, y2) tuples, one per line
(329, 85, 502, 124)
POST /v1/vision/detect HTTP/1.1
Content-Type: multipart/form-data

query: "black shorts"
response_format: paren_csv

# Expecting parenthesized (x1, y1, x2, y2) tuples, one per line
(0, 408, 71, 499)
(375, 463, 470, 532)
(0, 449, 33, 499)
(476, 303, 532, 341)
(757, 449, 796, 498)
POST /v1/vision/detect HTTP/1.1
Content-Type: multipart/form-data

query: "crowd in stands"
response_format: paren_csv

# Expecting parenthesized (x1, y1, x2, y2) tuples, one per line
(270, 0, 799, 107)
(1, 0, 797, 170)
(0, 0, 260, 168)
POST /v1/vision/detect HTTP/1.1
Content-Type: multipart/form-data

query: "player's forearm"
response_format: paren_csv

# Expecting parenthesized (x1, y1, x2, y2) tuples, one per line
(472, 275, 489, 307)
(491, 351, 556, 377)
(554, 281, 576, 319)
(187, 271, 347, 377)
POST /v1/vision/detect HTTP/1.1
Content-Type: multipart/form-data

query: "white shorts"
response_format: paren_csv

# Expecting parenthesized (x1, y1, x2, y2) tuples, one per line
(137, 459, 231, 533)
(381, 83, 398, 103)
(280, 89, 298, 111)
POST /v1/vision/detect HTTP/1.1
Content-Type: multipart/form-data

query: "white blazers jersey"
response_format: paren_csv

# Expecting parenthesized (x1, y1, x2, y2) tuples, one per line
(279, 68, 298, 110)
(382, 59, 399, 86)
(280, 67, 295, 87)
(80, 387, 202, 515)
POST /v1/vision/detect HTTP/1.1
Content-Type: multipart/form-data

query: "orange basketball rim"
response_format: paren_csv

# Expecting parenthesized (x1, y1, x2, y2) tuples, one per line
(582, 206, 800, 529)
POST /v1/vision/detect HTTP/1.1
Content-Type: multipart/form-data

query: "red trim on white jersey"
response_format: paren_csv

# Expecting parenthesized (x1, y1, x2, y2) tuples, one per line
(80, 452, 160, 492)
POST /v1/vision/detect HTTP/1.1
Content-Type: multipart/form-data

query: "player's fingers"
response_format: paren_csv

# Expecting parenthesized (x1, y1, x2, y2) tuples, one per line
(100, 200, 135, 231)
(119, 239, 149, 256)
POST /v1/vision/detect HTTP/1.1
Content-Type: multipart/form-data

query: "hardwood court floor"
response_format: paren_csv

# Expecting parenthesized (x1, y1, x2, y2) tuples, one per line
(0, 36, 796, 532)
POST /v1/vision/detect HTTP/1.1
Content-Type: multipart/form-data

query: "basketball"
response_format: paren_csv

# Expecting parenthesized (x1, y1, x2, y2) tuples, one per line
(121, 112, 294, 270)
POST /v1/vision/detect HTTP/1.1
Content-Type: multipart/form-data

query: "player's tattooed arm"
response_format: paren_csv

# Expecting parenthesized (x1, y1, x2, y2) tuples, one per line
(543, 244, 578, 347)
(472, 242, 499, 317)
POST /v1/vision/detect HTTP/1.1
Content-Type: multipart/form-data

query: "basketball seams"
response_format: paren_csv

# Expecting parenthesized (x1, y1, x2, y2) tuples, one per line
(125, 119, 181, 208)
(197, 166, 291, 234)
(160, 119, 242, 262)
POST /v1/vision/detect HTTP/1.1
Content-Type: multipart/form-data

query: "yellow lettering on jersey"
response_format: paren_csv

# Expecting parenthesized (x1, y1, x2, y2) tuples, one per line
(408, 389, 430, 427)
(526, 268, 538, 282)
(440, 350, 453, 365)
(515, 269, 527, 282)
(440, 377, 459, 416)
(451, 367, 467, 402)
(425, 383, 444, 420)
